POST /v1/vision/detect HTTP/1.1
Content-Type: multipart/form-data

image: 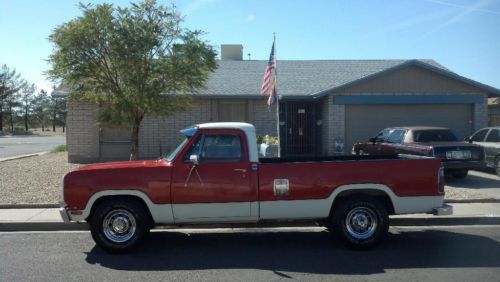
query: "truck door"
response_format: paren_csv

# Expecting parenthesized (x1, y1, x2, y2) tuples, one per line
(170, 129, 258, 222)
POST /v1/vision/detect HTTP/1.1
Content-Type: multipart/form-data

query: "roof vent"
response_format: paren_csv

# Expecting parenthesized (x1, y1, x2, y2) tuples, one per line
(221, 44, 243, 60)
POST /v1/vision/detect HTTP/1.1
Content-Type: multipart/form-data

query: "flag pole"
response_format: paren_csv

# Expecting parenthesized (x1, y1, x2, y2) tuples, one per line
(273, 32, 281, 157)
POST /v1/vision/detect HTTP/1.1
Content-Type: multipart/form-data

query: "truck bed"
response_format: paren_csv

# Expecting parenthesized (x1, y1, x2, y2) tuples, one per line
(259, 154, 401, 163)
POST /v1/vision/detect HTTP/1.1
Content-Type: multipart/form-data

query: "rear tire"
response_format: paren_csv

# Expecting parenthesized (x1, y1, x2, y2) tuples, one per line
(329, 196, 389, 250)
(89, 198, 150, 253)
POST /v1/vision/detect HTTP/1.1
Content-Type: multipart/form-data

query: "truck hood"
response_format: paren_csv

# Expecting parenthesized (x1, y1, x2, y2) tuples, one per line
(63, 159, 173, 209)
(76, 159, 171, 171)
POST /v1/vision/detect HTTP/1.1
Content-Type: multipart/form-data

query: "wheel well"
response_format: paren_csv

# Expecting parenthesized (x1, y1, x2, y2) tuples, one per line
(87, 195, 154, 225)
(331, 189, 395, 215)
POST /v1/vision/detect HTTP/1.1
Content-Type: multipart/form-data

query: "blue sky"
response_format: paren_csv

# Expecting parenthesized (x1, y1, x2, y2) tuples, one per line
(0, 0, 499, 93)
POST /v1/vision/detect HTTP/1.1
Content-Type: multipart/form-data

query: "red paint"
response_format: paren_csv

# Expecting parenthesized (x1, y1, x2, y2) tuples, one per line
(62, 126, 443, 212)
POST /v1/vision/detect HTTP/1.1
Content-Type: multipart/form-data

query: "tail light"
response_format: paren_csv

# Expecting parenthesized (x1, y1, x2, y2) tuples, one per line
(438, 166, 445, 194)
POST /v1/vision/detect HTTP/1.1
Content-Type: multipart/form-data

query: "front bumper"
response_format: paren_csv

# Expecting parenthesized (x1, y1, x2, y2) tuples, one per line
(432, 203, 453, 216)
(59, 207, 71, 223)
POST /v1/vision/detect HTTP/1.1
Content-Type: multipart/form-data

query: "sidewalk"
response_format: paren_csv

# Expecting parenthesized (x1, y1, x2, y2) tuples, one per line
(1, 203, 499, 232)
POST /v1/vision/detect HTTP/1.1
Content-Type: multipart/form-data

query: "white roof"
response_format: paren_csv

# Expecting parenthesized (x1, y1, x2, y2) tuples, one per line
(197, 122, 255, 131)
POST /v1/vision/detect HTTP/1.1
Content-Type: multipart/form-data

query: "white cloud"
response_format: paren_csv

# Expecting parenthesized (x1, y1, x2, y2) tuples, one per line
(245, 14, 255, 22)
(181, 0, 218, 16)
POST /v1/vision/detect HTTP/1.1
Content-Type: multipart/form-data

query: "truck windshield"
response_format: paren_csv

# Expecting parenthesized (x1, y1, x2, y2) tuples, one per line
(165, 138, 188, 161)
(165, 126, 198, 161)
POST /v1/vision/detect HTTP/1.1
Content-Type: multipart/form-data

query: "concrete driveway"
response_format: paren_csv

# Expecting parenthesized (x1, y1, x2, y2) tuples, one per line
(0, 135, 66, 159)
(446, 170, 500, 199)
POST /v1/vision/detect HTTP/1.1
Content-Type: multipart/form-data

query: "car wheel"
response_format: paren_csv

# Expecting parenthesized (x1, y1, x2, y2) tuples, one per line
(89, 198, 150, 253)
(329, 196, 389, 250)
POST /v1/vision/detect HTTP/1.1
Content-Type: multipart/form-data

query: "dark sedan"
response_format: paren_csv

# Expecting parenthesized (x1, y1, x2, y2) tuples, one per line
(467, 127, 500, 176)
(352, 126, 485, 178)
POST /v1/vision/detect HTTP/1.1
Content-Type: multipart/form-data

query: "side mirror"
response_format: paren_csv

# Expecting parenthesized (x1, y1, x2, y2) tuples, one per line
(189, 154, 200, 165)
(369, 137, 376, 144)
(464, 137, 473, 143)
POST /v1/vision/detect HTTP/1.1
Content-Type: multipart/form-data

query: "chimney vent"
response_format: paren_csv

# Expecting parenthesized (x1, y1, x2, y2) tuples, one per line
(221, 44, 243, 60)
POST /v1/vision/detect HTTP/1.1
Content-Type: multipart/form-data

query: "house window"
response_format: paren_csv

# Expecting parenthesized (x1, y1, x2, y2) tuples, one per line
(218, 100, 249, 122)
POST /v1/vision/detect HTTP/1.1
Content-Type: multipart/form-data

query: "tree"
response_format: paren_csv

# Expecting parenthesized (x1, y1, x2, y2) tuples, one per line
(21, 83, 36, 131)
(50, 95, 66, 132)
(47, 0, 217, 160)
(0, 64, 24, 132)
(33, 90, 51, 131)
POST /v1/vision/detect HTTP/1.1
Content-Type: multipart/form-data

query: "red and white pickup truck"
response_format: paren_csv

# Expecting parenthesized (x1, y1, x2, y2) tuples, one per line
(60, 122, 452, 253)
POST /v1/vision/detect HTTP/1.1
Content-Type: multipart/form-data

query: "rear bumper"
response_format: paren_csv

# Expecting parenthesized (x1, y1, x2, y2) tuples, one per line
(442, 160, 485, 170)
(432, 203, 453, 216)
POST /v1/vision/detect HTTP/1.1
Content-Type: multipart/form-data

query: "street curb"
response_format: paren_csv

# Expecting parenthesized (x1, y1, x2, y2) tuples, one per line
(0, 222, 89, 232)
(390, 215, 500, 226)
(444, 198, 500, 203)
(1, 216, 500, 232)
(0, 204, 59, 209)
(0, 152, 47, 162)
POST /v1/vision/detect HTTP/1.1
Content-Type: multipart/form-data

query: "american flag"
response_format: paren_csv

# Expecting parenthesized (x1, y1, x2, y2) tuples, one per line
(267, 79, 277, 109)
(260, 41, 275, 95)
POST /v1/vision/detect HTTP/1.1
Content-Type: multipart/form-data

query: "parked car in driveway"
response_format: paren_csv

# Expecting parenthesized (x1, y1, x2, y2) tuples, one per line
(352, 126, 485, 178)
(467, 127, 500, 176)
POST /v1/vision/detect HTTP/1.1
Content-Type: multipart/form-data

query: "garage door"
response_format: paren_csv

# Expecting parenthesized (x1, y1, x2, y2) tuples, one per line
(345, 104, 472, 152)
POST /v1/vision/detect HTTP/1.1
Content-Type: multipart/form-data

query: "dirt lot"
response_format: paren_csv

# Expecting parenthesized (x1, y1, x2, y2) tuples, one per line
(0, 152, 495, 205)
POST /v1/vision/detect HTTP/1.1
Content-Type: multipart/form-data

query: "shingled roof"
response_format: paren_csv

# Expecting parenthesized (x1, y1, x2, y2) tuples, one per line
(200, 59, 500, 98)
(200, 59, 440, 97)
(52, 59, 500, 98)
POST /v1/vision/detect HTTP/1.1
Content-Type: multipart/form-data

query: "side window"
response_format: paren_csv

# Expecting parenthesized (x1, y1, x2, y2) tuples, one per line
(387, 129, 405, 144)
(471, 129, 489, 142)
(486, 129, 500, 142)
(183, 136, 202, 161)
(200, 134, 243, 162)
(375, 129, 391, 142)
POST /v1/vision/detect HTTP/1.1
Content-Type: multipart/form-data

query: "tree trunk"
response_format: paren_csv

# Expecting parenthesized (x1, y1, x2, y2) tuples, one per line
(9, 106, 14, 132)
(52, 107, 56, 132)
(0, 109, 3, 132)
(130, 123, 140, 160)
(24, 107, 28, 131)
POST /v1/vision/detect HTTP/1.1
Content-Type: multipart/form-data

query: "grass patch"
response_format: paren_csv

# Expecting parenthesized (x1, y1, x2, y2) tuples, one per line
(51, 144, 67, 153)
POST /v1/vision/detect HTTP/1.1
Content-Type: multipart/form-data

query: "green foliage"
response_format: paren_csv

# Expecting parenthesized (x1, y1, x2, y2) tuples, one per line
(51, 144, 67, 153)
(47, 0, 217, 159)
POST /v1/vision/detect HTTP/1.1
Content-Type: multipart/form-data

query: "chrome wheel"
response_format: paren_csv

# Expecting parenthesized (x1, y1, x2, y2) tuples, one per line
(345, 207, 378, 240)
(102, 209, 137, 243)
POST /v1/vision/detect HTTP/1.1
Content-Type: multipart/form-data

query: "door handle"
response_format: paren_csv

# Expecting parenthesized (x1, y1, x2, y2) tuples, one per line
(234, 169, 247, 173)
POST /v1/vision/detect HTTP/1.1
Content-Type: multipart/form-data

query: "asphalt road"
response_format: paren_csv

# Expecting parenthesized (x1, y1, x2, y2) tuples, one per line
(1, 226, 500, 281)
(0, 135, 65, 158)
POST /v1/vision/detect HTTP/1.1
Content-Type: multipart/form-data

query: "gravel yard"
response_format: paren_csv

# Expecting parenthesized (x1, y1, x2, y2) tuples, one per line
(0, 152, 79, 205)
(0, 153, 495, 205)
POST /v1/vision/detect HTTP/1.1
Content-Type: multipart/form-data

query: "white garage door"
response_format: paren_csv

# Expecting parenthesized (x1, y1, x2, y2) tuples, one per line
(345, 104, 473, 152)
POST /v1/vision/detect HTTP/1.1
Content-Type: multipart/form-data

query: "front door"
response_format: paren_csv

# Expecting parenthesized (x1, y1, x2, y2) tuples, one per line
(170, 130, 257, 222)
(280, 101, 321, 157)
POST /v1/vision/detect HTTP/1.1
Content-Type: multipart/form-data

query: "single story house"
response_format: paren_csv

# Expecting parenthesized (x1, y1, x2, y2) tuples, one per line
(57, 45, 500, 163)
(489, 98, 500, 126)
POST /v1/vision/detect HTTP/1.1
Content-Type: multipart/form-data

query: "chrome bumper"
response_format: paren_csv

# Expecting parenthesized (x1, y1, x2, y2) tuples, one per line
(59, 207, 71, 223)
(432, 203, 453, 216)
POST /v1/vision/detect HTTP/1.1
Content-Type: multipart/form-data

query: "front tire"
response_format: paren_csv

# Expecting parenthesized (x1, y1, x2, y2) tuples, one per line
(495, 158, 500, 177)
(89, 198, 150, 253)
(330, 196, 389, 250)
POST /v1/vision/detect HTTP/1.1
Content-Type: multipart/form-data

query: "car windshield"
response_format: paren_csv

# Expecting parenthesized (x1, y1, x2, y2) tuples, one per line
(413, 130, 458, 142)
